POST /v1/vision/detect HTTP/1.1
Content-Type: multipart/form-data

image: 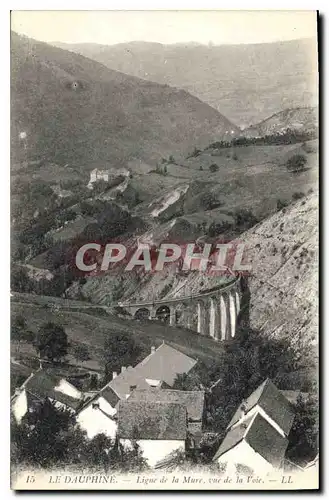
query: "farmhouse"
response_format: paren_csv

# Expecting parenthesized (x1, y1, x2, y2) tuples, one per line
(77, 343, 197, 439)
(128, 388, 205, 442)
(11, 369, 84, 423)
(226, 378, 295, 438)
(118, 400, 187, 467)
(213, 379, 295, 473)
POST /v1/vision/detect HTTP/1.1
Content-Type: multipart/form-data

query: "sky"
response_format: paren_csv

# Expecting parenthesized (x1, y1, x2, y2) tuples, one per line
(11, 10, 317, 46)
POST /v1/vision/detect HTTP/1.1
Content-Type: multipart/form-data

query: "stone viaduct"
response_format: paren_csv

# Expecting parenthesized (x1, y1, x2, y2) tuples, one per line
(118, 277, 241, 341)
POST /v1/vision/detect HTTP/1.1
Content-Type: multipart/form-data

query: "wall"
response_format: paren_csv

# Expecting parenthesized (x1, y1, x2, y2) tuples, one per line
(120, 439, 185, 467)
(216, 440, 274, 475)
(54, 379, 83, 400)
(12, 389, 28, 423)
(77, 396, 117, 440)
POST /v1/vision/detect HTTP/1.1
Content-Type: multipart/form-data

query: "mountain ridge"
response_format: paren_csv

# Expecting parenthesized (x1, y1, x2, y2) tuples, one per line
(52, 37, 318, 127)
(11, 32, 239, 168)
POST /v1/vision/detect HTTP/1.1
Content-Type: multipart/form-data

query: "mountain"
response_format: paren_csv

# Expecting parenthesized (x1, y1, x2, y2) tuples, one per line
(11, 32, 239, 168)
(53, 38, 318, 127)
(243, 107, 318, 137)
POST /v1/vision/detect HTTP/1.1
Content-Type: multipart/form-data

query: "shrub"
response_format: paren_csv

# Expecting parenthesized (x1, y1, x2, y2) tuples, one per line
(286, 154, 307, 174)
(277, 199, 289, 211)
(73, 343, 90, 362)
(234, 209, 259, 229)
(35, 322, 68, 361)
(292, 192, 305, 201)
(209, 163, 219, 173)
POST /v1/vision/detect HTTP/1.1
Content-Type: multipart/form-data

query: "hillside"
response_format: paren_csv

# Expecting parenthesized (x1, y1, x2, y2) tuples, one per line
(11, 292, 227, 377)
(240, 192, 318, 347)
(243, 107, 318, 137)
(54, 38, 318, 127)
(11, 32, 239, 168)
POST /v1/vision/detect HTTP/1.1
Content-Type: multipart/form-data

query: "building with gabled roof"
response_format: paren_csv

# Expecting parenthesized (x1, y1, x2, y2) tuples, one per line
(133, 342, 197, 387)
(128, 388, 205, 436)
(213, 379, 295, 474)
(227, 378, 295, 438)
(11, 369, 84, 423)
(213, 413, 289, 473)
(118, 400, 187, 467)
(76, 343, 197, 440)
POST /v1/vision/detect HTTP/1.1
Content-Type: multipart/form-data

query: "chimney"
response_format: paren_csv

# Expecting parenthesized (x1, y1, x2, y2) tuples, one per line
(121, 366, 127, 373)
(240, 403, 247, 419)
(129, 385, 137, 392)
(112, 371, 118, 380)
(151, 346, 156, 354)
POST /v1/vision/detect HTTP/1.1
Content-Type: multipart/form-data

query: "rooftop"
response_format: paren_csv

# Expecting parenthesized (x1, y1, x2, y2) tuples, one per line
(134, 343, 197, 387)
(214, 413, 289, 468)
(118, 400, 187, 440)
(129, 388, 205, 423)
(21, 370, 84, 411)
(228, 379, 295, 435)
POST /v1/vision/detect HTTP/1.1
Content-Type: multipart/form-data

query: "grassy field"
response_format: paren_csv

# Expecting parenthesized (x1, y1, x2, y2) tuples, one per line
(11, 293, 227, 376)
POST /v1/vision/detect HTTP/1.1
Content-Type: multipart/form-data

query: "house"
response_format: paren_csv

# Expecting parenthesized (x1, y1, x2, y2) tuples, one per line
(133, 342, 197, 387)
(77, 343, 197, 439)
(118, 400, 187, 467)
(76, 367, 152, 439)
(213, 379, 295, 473)
(87, 167, 130, 189)
(88, 168, 110, 187)
(213, 412, 289, 474)
(227, 378, 295, 438)
(11, 370, 85, 424)
(128, 388, 205, 444)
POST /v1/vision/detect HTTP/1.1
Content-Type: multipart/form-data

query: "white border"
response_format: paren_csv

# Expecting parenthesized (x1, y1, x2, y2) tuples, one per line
(1, 2, 325, 499)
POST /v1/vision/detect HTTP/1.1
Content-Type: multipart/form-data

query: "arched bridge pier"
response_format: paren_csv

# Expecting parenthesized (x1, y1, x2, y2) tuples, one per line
(118, 277, 241, 341)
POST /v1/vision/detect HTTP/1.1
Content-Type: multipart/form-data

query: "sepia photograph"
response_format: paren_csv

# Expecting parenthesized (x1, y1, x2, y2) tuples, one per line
(9, 9, 319, 490)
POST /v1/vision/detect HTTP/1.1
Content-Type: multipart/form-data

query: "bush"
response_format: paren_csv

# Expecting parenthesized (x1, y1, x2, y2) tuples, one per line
(234, 209, 259, 229)
(286, 393, 319, 464)
(277, 199, 289, 211)
(73, 343, 90, 362)
(209, 163, 219, 173)
(286, 154, 307, 174)
(292, 192, 305, 201)
(35, 322, 68, 361)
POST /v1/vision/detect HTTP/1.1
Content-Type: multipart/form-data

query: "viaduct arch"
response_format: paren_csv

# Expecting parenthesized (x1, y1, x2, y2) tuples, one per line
(118, 277, 241, 341)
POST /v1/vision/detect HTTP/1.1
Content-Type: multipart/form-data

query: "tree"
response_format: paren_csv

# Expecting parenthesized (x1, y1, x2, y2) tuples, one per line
(209, 163, 219, 173)
(73, 343, 90, 362)
(103, 332, 142, 381)
(92, 179, 109, 194)
(286, 154, 307, 174)
(12, 315, 35, 343)
(292, 192, 305, 201)
(11, 400, 148, 472)
(234, 208, 259, 229)
(286, 393, 319, 464)
(35, 322, 68, 361)
(277, 199, 289, 211)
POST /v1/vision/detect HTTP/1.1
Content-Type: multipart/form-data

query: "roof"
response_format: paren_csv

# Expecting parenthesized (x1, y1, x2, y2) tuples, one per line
(108, 367, 152, 400)
(214, 413, 288, 468)
(213, 413, 254, 461)
(245, 414, 289, 468)
(22, 370, 83, 411)
(134, 343, 197, 387)
(118, 401, 187, 440)
(129, 388, 205, 422)
(228, 379, 295, 435)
